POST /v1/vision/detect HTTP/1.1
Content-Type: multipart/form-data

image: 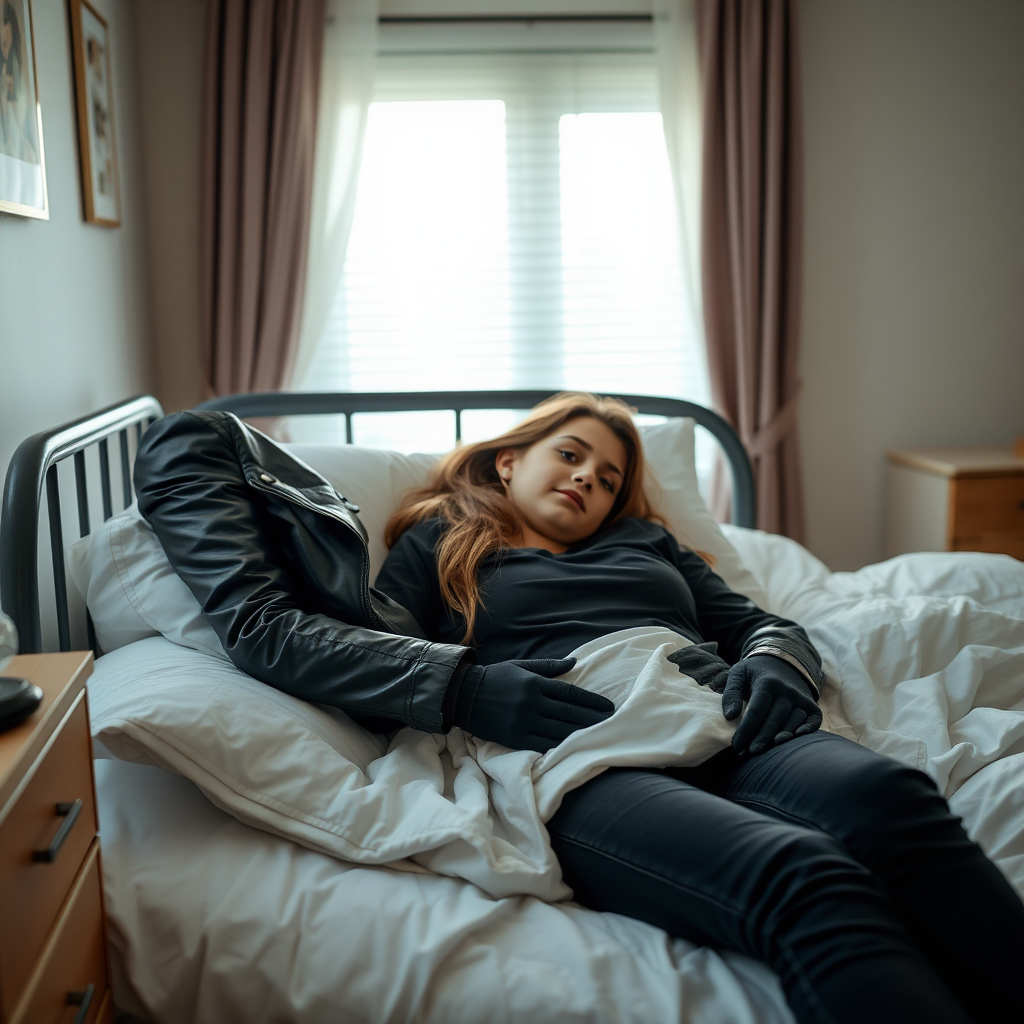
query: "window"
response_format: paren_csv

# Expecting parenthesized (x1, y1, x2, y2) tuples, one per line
(297, 22, 708, 452)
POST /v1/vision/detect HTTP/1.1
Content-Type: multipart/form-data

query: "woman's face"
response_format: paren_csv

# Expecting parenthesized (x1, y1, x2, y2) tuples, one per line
(496, 416, 628, 550)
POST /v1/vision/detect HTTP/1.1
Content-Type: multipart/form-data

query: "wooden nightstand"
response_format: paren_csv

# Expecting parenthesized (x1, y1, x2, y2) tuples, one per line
(886, 446, 1024, 560)
(0, 652, 112, 1024)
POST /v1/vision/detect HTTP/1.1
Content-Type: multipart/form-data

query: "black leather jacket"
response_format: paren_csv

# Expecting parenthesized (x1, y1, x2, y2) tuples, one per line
(134, 411, 471, 733)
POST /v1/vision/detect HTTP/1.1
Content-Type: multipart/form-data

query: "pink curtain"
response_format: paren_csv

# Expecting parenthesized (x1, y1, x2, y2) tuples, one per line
(201, 0, 326, 398)
(700, 0, 805, 539)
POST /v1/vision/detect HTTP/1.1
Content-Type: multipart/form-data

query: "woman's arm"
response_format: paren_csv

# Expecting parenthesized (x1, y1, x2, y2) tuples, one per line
(134, 412, 470, 734)
(665, 534, 825, 754)
(374, 520, 448, 640)
(669, 542, 824, 695)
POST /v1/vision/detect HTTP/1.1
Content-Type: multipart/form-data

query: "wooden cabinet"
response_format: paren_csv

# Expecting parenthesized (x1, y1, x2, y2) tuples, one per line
(0, 653, 112, 1024)
(886, 447, 1024, 560)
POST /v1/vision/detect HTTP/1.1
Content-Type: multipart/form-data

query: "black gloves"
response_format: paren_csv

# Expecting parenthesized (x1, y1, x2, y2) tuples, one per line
(667, 641, 730, 692)
(451, 649, 816, 757)
(721, 654, 822, 756)
(452, 658, 614, 752)
(669, 643, 819, 756)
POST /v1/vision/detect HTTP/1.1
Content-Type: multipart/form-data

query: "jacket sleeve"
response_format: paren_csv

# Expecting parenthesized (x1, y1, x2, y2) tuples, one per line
(668, 538, 825, 697)
(133, 411, 470, 733)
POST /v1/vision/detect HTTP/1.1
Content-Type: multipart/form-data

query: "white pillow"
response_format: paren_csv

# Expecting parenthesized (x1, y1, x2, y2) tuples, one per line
(286, 444, 436, 581)
(88, 637, 391, 854)
(67, 417, 767, 656)
(291, 422, 768, 604)
(639, 419, 769, 606)
(67, 505, 227, 659)
(721, 523, 831, 620)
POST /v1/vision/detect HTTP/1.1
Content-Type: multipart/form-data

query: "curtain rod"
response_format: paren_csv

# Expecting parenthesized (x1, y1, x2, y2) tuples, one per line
(378, 14, 654, 23)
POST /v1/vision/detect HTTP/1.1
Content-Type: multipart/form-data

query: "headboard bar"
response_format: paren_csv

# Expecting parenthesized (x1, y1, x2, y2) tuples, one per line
(98, 438, 114, 522)
(45, 465, 71, 652)
(119, 429, 132, 508)
(1, 395, 164, 653)
(195, 390, 757, 529)
(73, 451, 91, 537)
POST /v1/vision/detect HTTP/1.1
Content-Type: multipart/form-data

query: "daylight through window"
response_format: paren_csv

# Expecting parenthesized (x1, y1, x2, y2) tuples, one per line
(299, 41, 707, 452)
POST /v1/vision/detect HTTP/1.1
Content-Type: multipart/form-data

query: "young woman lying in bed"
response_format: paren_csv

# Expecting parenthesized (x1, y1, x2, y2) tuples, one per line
(135, 393, 1024, 1024)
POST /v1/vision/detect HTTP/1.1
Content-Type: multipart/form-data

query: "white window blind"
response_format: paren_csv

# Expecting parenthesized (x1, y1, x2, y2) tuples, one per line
(297, 24, 709, 452)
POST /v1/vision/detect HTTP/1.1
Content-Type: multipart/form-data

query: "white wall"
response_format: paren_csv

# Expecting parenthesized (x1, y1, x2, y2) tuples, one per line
(0, 0, 153, 500)
(798, 0, 1024, 570)
(134, 0, 206, 414)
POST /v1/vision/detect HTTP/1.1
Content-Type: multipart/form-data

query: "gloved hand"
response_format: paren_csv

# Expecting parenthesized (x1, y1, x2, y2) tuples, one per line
(667, 641, 730, 692)
(452, 658, 614, 752)
(722, 655, 822, 756)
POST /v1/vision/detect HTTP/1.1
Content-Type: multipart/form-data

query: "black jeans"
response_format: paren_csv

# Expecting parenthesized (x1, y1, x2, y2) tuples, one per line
(547, 731, 1024, 1024)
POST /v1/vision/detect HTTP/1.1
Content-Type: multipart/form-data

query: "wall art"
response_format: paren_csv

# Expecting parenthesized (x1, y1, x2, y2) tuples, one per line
(0, 0, 48, 218)
(70, 0, 119, 226)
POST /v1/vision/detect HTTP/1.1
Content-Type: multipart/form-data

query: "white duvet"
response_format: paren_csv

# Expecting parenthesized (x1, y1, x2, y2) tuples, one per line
(91, 627, 737, 902)
(91, 531, 1024, 1024)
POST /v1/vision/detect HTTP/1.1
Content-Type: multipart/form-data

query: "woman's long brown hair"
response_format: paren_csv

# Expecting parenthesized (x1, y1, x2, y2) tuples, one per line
(384, 392, 661, 642)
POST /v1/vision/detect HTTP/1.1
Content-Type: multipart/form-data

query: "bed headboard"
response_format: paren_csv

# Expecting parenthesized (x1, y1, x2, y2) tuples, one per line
(194, 390, 756, 527)
(0, 396, 164, 654)
(1, 390, 754, 655)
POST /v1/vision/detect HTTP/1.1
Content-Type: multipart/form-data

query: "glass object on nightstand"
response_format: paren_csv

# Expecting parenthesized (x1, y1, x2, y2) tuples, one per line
(0, 610, 41, 731)
(0, 610, 16, 673)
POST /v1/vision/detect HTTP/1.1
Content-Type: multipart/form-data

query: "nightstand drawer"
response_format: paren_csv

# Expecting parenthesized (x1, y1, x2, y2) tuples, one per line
(0, 695, 98, 1017)
(950, 476, 1024, 543)
(8, 842, 110, 1024)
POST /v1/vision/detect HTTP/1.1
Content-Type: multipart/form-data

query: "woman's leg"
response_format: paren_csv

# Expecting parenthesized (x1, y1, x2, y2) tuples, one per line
(707, 731, 1024, 1024)
(547, 768, 972, 1024)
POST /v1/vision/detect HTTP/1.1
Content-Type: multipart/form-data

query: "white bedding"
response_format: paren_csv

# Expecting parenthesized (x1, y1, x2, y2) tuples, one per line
(98, 759, 791, 1024)
(92, 529, 1024, 1023)
(90, 628, 738, 903)
(725, 526, 1024, 893)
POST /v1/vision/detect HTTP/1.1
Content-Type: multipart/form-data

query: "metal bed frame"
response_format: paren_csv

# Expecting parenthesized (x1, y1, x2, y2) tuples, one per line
(1, 390, 755, 655)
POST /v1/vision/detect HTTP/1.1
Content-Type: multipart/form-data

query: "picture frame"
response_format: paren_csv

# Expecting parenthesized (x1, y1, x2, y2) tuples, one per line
(0, 0, 48, 219)
(69, 0, 119, 226)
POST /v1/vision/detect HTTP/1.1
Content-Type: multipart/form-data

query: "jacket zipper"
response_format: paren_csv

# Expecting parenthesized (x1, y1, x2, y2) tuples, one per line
(246, 475, 391, 631)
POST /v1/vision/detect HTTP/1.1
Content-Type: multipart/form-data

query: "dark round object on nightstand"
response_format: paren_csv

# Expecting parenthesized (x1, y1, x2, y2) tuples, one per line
(0, 677, 44, 731)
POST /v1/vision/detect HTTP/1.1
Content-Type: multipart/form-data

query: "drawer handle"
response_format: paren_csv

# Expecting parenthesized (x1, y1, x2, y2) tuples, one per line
(33, 799, 83, 863)
(67, 983, 95, 1024)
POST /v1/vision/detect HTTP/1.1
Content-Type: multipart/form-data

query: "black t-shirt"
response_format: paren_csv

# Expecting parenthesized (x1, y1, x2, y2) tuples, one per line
(374, 516, 799, 666)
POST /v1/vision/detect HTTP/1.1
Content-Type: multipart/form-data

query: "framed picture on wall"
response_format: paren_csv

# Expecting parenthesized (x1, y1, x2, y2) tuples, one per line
(69, 0, 119, 226)
(0, 0, 48, 218)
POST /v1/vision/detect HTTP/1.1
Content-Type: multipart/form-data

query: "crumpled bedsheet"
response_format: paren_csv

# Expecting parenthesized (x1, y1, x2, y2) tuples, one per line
(90, 628, 737, 903)
(724, 527, 1024, 893)
(97, 757, 795, 1024)
(91, 537, 1024, 1024)
(417, 626, 737, 899)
